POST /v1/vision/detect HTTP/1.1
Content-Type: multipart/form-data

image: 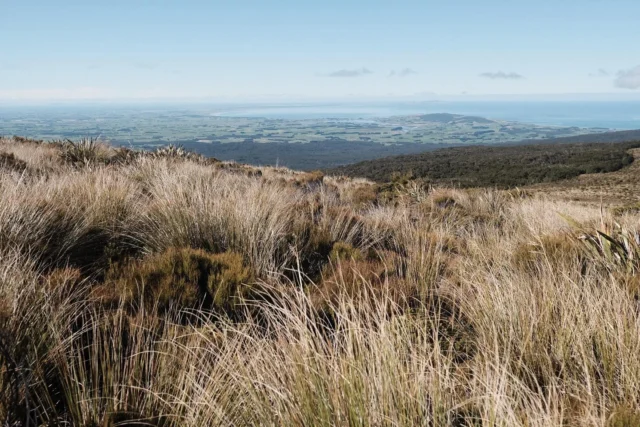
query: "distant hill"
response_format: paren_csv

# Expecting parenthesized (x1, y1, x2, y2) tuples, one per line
(325, 140, 640, 188)
(416, 113, 496, 124)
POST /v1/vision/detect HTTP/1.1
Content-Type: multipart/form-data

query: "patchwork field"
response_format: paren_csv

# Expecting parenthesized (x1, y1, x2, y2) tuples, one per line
(0, 107, 610, 169)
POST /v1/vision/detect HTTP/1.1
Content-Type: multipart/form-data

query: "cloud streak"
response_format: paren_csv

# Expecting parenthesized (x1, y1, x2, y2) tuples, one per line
(0, 87, 108, 100)
(388, 68, 417, 77)
(615, 65, 640, 89)
(0, 63, 23, 71)
(479, 71, 524, 80)
(326, 68, 373, 77)
(589, 68, 609, 78)
(132, 62, 160, 70)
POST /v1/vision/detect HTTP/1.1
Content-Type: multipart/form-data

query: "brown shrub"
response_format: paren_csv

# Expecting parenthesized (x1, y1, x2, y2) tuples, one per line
(512, 233, 585, 274)
(432, 194, 457, 209)
(504, 187, 533, 200)
(611, 202, 640, 216)
(328, 241, 363, 264)
(292, 205, 369, 282)
(292, 222, 335, 280)
(10, 136, 43, 144)
(348, 184, 379, 207)
(314, 244, 412, 309)
(0, 152, 28, 173)
(42, 267, 84, 293)
(99, 248, 254, 315)
(293, 170, 324, 189)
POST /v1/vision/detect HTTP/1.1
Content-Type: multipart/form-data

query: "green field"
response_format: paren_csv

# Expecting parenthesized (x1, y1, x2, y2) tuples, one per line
(0, 107, 608, 169)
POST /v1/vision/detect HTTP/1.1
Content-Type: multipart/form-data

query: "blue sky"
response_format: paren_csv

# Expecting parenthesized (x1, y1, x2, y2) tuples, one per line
(2, 0, 640, 101)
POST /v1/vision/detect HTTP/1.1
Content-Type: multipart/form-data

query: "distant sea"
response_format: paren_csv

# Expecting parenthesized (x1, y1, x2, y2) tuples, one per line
(215, 101, 640, 130)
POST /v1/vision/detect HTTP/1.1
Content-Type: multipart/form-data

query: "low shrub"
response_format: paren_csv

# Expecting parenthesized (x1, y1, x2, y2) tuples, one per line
(579, 223, 640, 274)
(100, 247, 254, 315)
(504, 187, 533, 200)
(110, 146, 143, 165)
(10, 136, 43, 144)
(59, 137, 112, 167)
(347, 183, 379, 207)
(0, 152, 27, 173)
(328, 241, 364, 264)
(513, 233, 585, 274)
(315, 244, 411, 307)
(432, 194, 457, 209)
(292, 224, 335, 281)
(376, 172, 417, 204)
(611, 202, 640, 216)
(293, 170, 324, 189)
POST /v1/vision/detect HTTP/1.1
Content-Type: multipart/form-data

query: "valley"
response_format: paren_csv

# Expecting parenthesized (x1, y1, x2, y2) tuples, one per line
(0, 106, 609, 169)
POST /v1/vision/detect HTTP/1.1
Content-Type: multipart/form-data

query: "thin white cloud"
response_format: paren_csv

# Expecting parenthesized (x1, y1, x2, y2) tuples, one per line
(615, 65, 640, 89)
(326, 68, 373, 77)
(388, 68, 417, 78)
(132, 62, 160, 70)
(589, 68, 609, 78)
(479, 71, 524, 80)
(0, 63, 23, 70)
(0, 87, 108, 100)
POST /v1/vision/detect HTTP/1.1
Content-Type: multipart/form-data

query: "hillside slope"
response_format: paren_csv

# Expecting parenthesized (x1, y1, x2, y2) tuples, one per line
(1, 136, 640, 425)
(326, 140, 640, 188)
(531, 147, 640, 205)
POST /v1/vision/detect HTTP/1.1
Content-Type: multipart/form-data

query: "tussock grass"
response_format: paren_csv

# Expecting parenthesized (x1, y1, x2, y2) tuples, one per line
(0, 138, 639, 425)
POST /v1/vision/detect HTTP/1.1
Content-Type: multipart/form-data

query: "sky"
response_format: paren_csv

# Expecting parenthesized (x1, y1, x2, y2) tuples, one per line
(1, 0, 640, 102)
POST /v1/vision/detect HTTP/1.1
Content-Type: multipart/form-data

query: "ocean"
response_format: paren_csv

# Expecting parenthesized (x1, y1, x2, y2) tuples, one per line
(215, 101, 640, 130)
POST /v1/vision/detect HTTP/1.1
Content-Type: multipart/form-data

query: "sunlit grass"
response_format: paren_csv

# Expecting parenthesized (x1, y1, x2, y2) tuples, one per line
(0, 137, 639, 426)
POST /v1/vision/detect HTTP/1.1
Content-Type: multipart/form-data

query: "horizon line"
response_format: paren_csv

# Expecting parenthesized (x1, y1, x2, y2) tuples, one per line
(2, 92, 640, 106)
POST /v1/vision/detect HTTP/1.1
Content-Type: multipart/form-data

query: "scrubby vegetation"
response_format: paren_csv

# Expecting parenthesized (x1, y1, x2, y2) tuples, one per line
(518, 128, 640, 145)
(1, 135, 640, 425)
(327, 141, 640, 188)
